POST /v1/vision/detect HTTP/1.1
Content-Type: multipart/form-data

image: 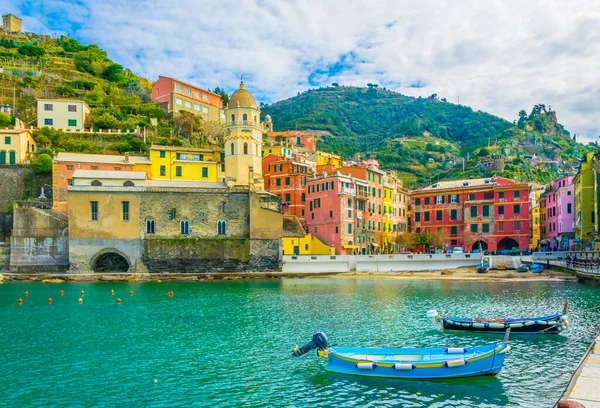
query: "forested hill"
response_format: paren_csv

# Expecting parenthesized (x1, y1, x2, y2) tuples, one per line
(262, 86, 590, 187)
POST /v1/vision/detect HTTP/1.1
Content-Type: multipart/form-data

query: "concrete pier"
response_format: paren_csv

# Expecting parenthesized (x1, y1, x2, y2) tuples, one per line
(561, 332, 600, 407)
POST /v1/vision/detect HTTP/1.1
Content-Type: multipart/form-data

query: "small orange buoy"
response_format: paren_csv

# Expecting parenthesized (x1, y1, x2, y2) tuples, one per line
(48, 298, 52, 304)
(129, 291, 133, 296)
(80, 290, 85, 295)
(24, 291, 29, 296)
(78, 297, 83, 304)
(110, 289, 115, 295)
(18, 298, 23, 304)
(117, 298, 122, 304)
(60, 290, 64, 296)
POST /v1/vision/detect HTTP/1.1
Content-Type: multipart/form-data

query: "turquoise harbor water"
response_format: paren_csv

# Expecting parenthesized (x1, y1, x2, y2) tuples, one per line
(1, 279, 600, 407)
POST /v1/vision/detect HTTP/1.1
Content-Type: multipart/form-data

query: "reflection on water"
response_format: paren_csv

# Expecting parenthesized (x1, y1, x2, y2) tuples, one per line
(0, 278, 599, 407)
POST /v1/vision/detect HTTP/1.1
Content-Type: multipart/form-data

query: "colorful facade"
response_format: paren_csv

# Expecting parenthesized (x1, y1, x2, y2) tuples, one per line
(545, 176, 575, 249)
(0, 128, 36, 165)
(411, 177, 531, 251)
(36, 99, 90, 130)
(574, 152, 597, 249)
(266, 131, 317, 152)
(282, 216, 334, 255)
(152, 76, 224, 121)
(52, 152, 151, 212)
(262, 154, 311, 224)
(148, 145, 222, 182)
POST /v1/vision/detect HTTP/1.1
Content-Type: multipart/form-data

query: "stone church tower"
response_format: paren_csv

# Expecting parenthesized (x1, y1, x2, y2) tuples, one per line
(224, 81, 264, 190)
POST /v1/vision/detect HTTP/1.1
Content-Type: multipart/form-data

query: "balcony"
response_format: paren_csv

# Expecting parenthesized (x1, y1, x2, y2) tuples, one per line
(226, 120, 260, 127)
(356, 189, 369, 200)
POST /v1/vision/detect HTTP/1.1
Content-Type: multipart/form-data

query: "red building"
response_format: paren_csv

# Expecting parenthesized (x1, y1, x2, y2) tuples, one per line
(411, 177, 531, 251)
(262, 154, 311, 224)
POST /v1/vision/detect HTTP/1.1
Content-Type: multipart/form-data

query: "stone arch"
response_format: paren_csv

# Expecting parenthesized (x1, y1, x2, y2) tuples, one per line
(123, 180, 135, 187)
(91, 180, 102, 186)
(497, 237, 519, 250)
(90, 248, 131, 272)
(472, 240, 488, 251)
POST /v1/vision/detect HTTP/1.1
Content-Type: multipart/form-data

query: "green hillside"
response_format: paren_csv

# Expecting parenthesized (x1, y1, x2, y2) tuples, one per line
(262, 87, 591, 187)
(0, 31, 223, 154)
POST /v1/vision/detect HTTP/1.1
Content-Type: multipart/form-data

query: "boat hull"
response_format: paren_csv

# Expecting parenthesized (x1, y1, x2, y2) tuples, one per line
(443, 313, 564, 334)
(322, 342, 508, 379)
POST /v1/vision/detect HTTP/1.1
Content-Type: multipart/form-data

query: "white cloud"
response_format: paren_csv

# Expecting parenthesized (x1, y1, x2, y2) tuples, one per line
(12, 0, 600, 140)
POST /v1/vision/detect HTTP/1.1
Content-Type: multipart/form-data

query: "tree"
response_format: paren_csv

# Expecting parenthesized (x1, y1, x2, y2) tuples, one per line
(395, 233, 416, 251)
(103, 63, 126, 83)
(478, 147, 491, 157)
(332, 83, 339, 87)
(213, 87, 230, 107)
(173, 111, 202, 140)
(427, 231, 447, 250)
(0, 112, 13, 126)
(31, 154, 53, 174)
(517, 110, 528, 129)
(18, 45, 45, 57)
(93, 112, 119, 129)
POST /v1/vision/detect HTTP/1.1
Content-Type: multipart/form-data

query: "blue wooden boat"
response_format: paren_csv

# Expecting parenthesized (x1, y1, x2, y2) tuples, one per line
(530, 263, 544, 273)
(292, 331, 510, 379)
(431, 303, 570, 334)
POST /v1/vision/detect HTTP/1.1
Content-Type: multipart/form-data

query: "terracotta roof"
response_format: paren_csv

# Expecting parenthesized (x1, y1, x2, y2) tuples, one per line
(149, 145, 216, 153)
(55, 152, 151, 164)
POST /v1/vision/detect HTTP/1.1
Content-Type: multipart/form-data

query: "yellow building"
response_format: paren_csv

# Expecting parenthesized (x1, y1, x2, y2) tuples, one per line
(149, 145, 221, 182)
(261, 145, 293, 159)
(531, 204, 541, 249)
(315, 151, 342, 168)
(2, 14, 21, 33)
(37, 99, 91, 130)
(224, 81, 265, 189)
(574, 151, 597, 248)
(0, 128, 36, 164)
(282, 216, 334, 255)
(382, 183, 395, 252)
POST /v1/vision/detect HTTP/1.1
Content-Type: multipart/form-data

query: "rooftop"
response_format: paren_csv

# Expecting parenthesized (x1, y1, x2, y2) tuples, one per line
(156, 76, 220, 97)
(55, 152, 151, 165)
(146, 180, 227, 189)
(149, 145, 217, 153)
(416, 177, 526, 192)
(72, 170, 146, 180)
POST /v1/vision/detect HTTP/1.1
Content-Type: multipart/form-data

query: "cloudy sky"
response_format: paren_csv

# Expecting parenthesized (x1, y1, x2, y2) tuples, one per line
(6, 0, 600, 141)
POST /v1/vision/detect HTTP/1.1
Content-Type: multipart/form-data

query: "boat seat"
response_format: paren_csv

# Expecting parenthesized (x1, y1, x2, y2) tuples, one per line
(349, 354, 424, 361)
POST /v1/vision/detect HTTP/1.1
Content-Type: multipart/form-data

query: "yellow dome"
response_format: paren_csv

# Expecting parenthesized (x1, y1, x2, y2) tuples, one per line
(228, 81, 258, 109)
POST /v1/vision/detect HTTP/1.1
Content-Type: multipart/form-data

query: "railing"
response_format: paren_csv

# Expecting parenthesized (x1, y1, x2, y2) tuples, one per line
(534, 251, 600, 276)
(226, 120, 260, 127)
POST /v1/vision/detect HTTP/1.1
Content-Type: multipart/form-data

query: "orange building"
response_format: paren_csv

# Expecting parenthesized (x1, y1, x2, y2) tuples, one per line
(52, 152, 151, 212)
(266, 131, 317, 152)
(262, 154, 311, 225)
(152, 76, 224, 121)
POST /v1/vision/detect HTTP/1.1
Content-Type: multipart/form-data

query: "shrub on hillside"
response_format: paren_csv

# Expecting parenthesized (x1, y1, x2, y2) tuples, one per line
(18, 45, 46, 57)
(93, 112, 119, 129)
(31, 154, 53, 174)
(74, 45, 109, 74)
(0, 112, 13, 126)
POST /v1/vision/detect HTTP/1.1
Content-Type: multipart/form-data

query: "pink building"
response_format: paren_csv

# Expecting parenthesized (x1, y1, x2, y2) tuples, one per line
(545, 176, 575, 249)
(306, 174, 367, 255)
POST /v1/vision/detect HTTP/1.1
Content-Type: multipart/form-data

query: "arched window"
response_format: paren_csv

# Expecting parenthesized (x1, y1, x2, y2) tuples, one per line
(91, 180, 102, 186)
(123, 181, 135, 187)
(231, 114, 235, 122)
(180, 220, 189, 235)
(242, 113, 248, 122)
(243, 143, 248, 155)
(146, 219, 155, 234)
(218, 220, 227, 235)
(254, 115, 257, 123)
(8, 151, 16, 165)
(0, 151, 5, 165)
(230, 142, 235, 155)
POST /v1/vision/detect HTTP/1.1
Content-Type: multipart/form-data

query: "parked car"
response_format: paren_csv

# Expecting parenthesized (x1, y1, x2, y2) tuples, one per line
(452, 247, 464, 253)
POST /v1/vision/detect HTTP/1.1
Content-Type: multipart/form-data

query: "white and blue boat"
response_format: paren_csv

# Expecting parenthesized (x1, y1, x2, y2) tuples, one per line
(292, 331, 510, 379)
(530, 263, 544, 273)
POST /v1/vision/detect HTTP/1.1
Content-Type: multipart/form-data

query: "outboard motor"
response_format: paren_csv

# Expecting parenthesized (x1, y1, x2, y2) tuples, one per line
(292, 331, 329, 357)
(427, 310, 441, 325)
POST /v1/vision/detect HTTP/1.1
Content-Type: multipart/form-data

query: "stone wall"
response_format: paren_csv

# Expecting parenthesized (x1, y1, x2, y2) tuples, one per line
(69, 238, 144, 273)
(143, 237, 281, 272)
(9, 204, 69, 273)
(0, 243, 9, 271)
(0, 213, 12, 241)
(140, 190, 250, 238)
(0, 166, 52, 212)
(0, 166, 27, 212)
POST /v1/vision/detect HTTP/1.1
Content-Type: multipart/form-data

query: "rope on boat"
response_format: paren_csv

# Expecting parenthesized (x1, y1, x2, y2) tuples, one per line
(567, 304, 600, 315)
